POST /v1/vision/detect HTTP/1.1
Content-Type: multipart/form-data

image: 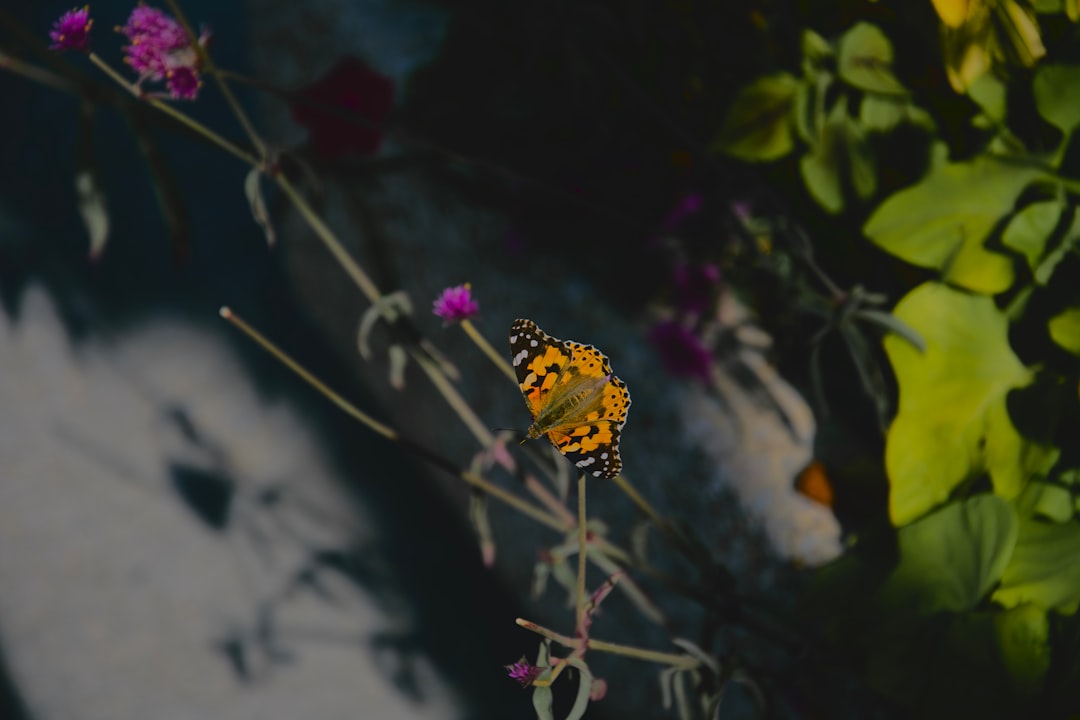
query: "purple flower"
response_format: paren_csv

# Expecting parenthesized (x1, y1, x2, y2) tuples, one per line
(649, 320, 713, 384)
(505, 658, 541, 687)
(661, 192, 703, 230)
(673, 262, 722, 314)
(49, 6, 93, 52)
(432, 283, 479, 323)
(117, 5, 208, 100)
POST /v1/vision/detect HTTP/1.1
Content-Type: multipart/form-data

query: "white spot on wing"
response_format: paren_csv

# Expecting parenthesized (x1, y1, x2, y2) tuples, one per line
(513, 349, 529, 366)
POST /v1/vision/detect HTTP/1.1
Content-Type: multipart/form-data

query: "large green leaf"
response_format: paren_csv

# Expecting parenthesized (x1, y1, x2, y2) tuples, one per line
(1033, 64, 1080, 138)
(1048, 306, 1080, 355)
(994, 518, 1080, 613)
(883, 283, 1048, 525)
(1001, 200, 1064, 282)
(711, 73, 800, 162)
(864, 158, 1047, 293)
(878, 495, 1018, 614)
(994, 603, 1051, 695)
(836, 22, 907, 95)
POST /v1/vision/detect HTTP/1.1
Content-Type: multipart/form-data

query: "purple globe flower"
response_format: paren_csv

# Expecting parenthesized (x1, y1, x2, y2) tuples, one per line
(432, 283, 479, 323)
(117, 5, 208, 100)
(49, 6, 93, 52)
(649, 319, 713, 384)
(505, 658, 541, 687)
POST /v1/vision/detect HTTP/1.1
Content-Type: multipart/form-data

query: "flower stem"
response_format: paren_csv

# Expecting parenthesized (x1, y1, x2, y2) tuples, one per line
(460, 319, 516, 383)
(0, 51, 71, 91)
(163, 0, 267, 159)
(516, 618, 695, 668)
(273, 174, 383, 303)
(88, 53, 258, 166)
(576, 474, 588, 635)
(220, 307, 396, 439)
(411, 350, 494, 446)
(220, 307, 567, 532)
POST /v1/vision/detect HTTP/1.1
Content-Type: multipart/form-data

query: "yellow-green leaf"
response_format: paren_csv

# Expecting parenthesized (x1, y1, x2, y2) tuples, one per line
(994, 603, 1050, 695)
(878, 494, 1018, 614)
(1001, 200, 1064, 280)
(837, 22, 907, 95)
(994, 518, 1080, 613)
(883, 283, 1036, 525)
(800, 96, 875, 213)
(1048, 306, 1080, 354)
(711, 73, 800, 162)
(1033, 64, 1080, 137)
(864, 157, 1046, 293)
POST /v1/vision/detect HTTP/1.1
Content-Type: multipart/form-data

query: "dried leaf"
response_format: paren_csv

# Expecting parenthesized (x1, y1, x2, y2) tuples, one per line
(76, 102, 109, 260)
(244, 167, 276, 246)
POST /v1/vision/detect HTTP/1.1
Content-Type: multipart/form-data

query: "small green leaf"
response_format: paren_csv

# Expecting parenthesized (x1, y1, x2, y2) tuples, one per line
(865, 157, 1046, 293)
(801, 29, 833, 78)
(1033, 64, 1080, 137)
(883, 283, 1041, 524)
(1048, 306, 1080, 354)
(859, 95, 906, 132)
(565, 657, 594, 720)
(1031, 482, 1074, 522)
(801, 96, 874, 212)
(1001, 200, 1064, 280)
(244, 167, 277, 247)
(967, 72, 1007, 124)
(711, 73, 799, 161)
(994, 603, 1050, 695)
(994, 518, 1080, 613)
(853, 309, 927, 353)
(836, 22, 907, 95)
(76, 102, 110, 261)
(531, 686, 554, 720)
(878, 495, 1018, 614)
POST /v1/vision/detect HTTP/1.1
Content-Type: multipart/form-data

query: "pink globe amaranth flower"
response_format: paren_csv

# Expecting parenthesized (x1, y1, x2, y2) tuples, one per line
(432, 283, 479, 323)
(49, 6, 93, 52)
(649, 319, 713, 384)
(505, 658, 541, 687)
(117, 5, 208, 100)
(165, 65, 201, 100)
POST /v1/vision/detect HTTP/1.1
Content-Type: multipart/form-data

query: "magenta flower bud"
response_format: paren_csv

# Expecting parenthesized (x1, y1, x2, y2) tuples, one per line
(49, 6, 93, 52)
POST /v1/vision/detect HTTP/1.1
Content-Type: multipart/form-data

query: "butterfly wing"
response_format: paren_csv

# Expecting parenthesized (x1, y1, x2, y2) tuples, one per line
(510, 319, 631, 479)
(510, 318, 573, 420)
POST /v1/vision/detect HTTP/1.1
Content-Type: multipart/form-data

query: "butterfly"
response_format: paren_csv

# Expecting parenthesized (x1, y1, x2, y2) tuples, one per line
(509, 319, 630, 478)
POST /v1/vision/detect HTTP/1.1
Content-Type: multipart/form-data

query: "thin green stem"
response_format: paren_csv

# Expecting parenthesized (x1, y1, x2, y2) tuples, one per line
(613, 474, 667, 528)
(220, 308, 396, 439)
(273, 174, 382, 301)
(88, 53, 258, 167)
(461, 471, 565, 532)
(576, 475, 588, 635)
(0, 51, 71, 91)
(412, 350, 495, 446)
(523, 473, 577, 526)
(220, 307, 566, 532)
(516, 618, 695, 668)
(163, 0, 267, 158)
(461, 319, 517, 383)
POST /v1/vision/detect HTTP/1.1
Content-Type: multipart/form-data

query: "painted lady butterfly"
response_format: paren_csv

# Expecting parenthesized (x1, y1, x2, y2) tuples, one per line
(509, 319, 630, 479)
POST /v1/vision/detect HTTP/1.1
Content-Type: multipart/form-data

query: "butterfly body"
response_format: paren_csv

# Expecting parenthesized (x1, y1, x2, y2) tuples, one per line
(510, 319, 630, 478)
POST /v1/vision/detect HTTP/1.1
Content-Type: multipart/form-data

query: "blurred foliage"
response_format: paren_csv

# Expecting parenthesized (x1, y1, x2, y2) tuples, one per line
(715, 0, 1080, 716)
